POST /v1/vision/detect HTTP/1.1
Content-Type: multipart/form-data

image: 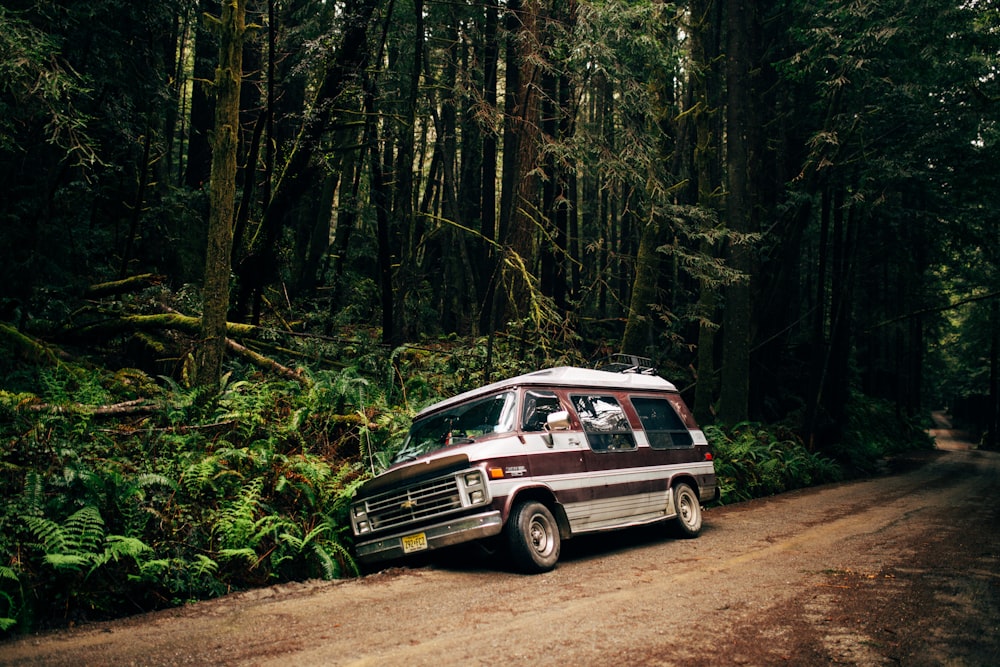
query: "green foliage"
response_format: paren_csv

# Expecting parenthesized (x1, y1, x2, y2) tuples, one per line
(707, 396, 933, 504)
(0, 359, 384, 634)
(706, 423, 843, 504)
(0, 7, 98, 165)
(0, 565, 21, 632)
(832, 392, 934, 473)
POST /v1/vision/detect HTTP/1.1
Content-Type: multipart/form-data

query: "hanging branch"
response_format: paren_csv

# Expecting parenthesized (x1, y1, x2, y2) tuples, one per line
(867, 290, 1000, 332)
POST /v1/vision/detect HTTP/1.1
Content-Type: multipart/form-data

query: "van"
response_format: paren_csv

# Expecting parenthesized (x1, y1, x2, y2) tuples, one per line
(349, 360, 718, 573)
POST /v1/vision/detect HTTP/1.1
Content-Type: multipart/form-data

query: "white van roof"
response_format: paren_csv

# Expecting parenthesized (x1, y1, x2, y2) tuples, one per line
(416, 366, 678, 417)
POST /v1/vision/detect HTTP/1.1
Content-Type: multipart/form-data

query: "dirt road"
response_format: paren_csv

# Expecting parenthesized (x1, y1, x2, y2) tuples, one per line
(3, 425, 998, 666)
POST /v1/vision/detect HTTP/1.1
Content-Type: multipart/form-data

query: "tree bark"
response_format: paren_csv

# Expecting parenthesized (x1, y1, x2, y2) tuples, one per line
(184, 0, 216, 190)
(988, 297, 999, 449)
(195, 0, 246, 390)
(719, 0, 752, 426)
(690, 0, 723, 424)
(621, 220, 663, 356)
(493, 0, 543, 330)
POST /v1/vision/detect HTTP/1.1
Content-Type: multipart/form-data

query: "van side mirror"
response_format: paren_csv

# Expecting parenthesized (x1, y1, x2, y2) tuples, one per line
(546, 410, 571, 431)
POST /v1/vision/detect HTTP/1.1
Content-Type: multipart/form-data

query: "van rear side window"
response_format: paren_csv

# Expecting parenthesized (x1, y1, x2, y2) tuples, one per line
(571, 394, 636, 452)
(631, 396, 694, 449)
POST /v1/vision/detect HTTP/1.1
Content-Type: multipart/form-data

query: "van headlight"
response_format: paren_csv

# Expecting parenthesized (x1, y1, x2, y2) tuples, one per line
(461, 470, 488, 506)
(351, 504, 370, 534)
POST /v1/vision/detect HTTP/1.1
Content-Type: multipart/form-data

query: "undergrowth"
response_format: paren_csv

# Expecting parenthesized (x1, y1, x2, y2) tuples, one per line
(705, 423, 843, 503)
(706, 394, 933, 504)
(0, 363, 401, 634)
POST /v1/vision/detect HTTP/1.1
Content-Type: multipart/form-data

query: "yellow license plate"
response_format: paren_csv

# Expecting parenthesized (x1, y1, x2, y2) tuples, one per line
(401, 532, 428, 554)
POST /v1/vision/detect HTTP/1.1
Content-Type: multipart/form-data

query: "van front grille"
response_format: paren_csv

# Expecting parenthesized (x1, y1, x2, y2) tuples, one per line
(363, 475, 464, 532)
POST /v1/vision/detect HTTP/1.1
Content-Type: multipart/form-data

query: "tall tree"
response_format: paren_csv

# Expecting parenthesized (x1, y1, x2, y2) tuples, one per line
(719, 0, 753, 425)
(195, 0, 246, 389)
(688, 0, 724, 423)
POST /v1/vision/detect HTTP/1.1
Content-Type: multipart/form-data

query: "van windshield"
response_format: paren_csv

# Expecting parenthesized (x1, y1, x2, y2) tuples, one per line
(393, 391, 517, 463)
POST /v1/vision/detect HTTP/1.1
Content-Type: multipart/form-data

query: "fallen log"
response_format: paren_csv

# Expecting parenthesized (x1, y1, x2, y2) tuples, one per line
(0, 322, 70, 365)
(19, 398, 161, 417)
(85, 274, 163, 299)
(67, 312, 311, 385)
(226, 339, 309, 385)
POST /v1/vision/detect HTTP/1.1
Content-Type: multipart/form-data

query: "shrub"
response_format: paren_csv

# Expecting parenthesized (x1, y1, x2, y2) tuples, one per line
(705, 423, 843, 504)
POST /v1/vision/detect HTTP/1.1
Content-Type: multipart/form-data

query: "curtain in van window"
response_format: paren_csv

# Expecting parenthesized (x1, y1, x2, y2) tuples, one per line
(571, 394, 636, 451)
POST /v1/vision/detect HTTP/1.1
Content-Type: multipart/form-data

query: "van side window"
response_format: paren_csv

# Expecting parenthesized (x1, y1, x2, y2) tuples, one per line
(522, 391, 562, 432)
(631, 396, 694, 449)
(571, 394, 636, 452)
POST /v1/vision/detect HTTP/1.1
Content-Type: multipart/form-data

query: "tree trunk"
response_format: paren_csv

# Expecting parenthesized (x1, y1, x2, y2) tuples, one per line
(477, 0, 500, 334)
(988, 297, 999, 449)
(185, 0, 216, 190)
(719, 0, 752, 425)
(194, 0, 245, 390)
(690, 0, 723, 424)
(621, 219, 664, 356)
(493, 0, 543, 330)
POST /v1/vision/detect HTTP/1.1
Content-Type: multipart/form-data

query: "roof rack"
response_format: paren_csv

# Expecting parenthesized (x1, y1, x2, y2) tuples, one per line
(596, 353, 657, 375)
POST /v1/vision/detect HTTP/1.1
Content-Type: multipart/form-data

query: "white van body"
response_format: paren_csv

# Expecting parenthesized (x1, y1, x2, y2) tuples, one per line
(350, 366, 718, 572)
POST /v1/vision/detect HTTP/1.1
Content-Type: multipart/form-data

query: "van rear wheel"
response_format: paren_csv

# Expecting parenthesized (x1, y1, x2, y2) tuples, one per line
(671, 482, 702, 538)
(506, 501, 560, 573)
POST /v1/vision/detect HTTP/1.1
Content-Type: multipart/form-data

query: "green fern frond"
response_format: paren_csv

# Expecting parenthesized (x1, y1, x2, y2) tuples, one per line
(43, 553, 90, 571)
(216, 548, 257, 565)
(20, 471, 45, 515)
(62, 506, 105, 555)
(23, 515, 66, 554)
(102, 535, 152, 561)
(191, 554, 219, 577)
(138, 558, 172, 577)
(132, 472, 178, 491)
(309, 542, 337, 579)
(318, 540, 359, 578)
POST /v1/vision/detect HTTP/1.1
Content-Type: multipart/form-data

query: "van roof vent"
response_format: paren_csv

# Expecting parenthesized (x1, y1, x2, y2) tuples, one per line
(596, 353, 657, 375)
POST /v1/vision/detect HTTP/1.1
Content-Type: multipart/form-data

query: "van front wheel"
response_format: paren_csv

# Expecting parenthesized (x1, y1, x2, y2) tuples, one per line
(506, 501, 560, 573)
(671, 482, 703, 538)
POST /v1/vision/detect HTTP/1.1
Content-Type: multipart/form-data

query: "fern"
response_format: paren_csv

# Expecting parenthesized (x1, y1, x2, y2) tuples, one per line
(91, 535, 153, 572)
(706, 423, 842, 503)
(274, 521, 359, 579)
(191, 554, 219, 578)
(216, 548, 257, 566)
(24, 506, 106, 573)
(0, 566, 21, 633)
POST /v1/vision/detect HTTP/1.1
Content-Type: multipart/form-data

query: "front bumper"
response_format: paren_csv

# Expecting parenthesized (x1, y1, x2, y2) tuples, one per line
(355, 510, 504, 563)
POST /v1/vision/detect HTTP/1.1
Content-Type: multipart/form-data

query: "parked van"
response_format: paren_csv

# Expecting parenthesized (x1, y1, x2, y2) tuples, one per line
(349, 360, 717, 573)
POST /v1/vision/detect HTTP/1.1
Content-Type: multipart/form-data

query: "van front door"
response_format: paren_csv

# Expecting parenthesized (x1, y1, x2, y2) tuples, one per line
(519, 388, 587, 496)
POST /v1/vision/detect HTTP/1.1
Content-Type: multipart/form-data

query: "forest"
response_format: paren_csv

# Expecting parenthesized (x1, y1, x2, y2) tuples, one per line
(1, 0, 998, 634)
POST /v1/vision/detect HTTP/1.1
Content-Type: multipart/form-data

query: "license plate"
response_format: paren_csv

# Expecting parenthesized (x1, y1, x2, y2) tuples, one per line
(401, 532, 428, 554)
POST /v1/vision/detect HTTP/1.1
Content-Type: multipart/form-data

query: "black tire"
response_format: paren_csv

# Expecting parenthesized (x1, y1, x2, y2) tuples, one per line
(505, 500, 560, 573)
(671, 482, 703, 538)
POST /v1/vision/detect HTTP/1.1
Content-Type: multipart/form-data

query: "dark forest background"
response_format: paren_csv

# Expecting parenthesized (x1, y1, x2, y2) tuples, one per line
(1, 0, 998, 633)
